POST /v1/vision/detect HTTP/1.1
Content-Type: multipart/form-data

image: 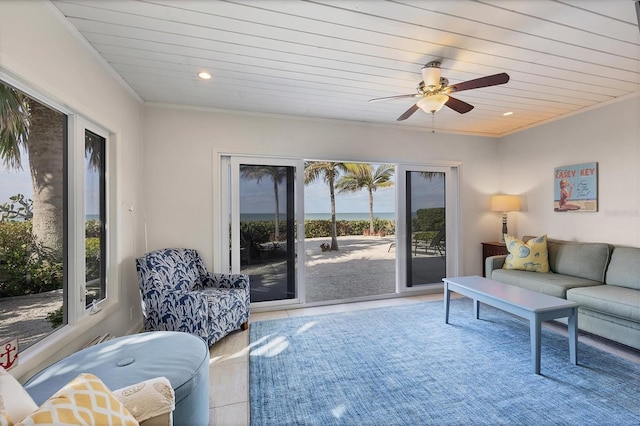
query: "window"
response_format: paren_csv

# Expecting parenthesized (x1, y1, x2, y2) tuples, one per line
(0, 80, 109, 356)
(84, 130, 106, 308)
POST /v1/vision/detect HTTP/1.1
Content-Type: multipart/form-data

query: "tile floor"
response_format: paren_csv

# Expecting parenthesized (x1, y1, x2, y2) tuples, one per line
(207, 293, 640, 425)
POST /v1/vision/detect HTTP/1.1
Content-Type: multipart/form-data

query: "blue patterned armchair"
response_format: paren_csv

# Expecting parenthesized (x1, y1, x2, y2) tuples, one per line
(136, 248, 250, 346)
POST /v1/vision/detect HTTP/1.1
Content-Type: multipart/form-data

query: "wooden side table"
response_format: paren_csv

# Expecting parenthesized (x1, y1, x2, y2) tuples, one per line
(481, 242, 508, 277)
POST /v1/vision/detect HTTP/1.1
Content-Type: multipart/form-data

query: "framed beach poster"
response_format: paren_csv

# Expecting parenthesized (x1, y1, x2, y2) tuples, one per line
(554, 162, 598, 212)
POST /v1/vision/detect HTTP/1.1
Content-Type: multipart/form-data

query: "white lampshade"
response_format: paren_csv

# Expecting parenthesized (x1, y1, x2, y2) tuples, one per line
(421, 64, 441, 89)
(491, 195, 521, 212)
(417, 94, 449, 113)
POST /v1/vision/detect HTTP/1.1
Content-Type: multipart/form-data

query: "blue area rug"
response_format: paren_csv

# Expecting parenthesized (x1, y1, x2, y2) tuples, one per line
(249, 298, 640, 425)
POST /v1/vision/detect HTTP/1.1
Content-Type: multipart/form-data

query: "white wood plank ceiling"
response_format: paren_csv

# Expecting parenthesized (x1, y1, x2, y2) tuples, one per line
(52, 0, 640, 137)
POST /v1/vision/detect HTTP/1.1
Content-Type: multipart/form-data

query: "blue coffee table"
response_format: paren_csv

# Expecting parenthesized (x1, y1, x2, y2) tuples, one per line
(443, 275, 578, 375)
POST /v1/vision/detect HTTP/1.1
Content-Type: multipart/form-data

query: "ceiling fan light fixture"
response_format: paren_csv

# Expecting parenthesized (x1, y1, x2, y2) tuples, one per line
(417, 94, 449, 113)
(421, 61, 442, 90)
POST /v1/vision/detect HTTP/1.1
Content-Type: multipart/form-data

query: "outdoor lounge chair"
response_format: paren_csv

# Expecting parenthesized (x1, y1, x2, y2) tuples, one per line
(412, 229, 445, 257)
(136, 248, 250, 346)
(426, 229, 446, 258)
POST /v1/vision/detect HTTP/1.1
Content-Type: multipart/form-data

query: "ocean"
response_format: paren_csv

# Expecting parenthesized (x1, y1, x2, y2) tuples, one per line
(241, 212, 396, 221)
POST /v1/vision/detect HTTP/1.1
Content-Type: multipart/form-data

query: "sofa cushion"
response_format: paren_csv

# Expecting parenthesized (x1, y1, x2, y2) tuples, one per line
(503, 234, 549, 272)
(490, 269, 601, 298)
(605, 246, 640, 290)
(547, 239, 611, 283)
(575, 308, 640, 350)
(567, 285, 640, 322)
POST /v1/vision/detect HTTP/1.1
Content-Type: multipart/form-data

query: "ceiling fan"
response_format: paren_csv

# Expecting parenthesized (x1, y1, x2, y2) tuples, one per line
(369, 61, 510, 121)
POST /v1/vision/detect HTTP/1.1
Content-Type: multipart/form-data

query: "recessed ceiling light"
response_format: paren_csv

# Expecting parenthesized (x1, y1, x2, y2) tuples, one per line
(503, 111, 513, 116)
(198, 71, 212, 80)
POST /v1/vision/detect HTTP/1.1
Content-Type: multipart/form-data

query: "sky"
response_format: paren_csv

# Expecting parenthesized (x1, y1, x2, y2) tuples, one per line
(240, 164, 445, 214)
(0, 166, 32, 203)
(0, 146, 101, 216)
(4, 159, 444, 217)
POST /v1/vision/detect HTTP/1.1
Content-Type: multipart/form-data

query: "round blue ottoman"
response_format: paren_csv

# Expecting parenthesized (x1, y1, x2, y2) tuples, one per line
(24, 331, 209, 425)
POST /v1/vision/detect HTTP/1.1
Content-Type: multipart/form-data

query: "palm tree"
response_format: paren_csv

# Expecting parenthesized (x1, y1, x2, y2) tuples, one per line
(336, 163, 395, 235)
(419, 171, 442, 181)
(0, 84, 30, 169)
(240, 165, 287, 240)
(304, 161, 347, 251)
(1, 83, 66, 257)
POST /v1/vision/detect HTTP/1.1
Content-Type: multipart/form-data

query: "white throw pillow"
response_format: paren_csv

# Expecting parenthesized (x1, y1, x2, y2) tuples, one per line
(0, 367, 38, 424)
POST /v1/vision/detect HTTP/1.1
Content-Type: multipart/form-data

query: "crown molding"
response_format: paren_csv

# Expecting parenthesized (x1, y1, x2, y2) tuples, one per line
(44, 0, 143, 104)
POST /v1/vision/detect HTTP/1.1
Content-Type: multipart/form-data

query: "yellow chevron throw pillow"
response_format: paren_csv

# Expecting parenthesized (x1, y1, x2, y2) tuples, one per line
(17, 373, 138, 426)
(503, 234, 550, 273)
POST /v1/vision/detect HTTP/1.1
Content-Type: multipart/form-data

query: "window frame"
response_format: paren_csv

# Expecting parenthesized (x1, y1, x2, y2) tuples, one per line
(395, 163, 461, 293)
(218, 155, 306, 307)
(68, 117, 111, 322)
(0, 72, 116, 368)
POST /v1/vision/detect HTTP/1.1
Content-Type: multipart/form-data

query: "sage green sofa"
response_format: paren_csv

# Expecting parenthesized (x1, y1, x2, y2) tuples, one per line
(486, 238, 640, 350)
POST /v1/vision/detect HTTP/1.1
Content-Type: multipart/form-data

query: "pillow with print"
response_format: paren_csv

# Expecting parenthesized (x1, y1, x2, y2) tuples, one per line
(16, 373, 138, 426)
(503, 234, 550, 273)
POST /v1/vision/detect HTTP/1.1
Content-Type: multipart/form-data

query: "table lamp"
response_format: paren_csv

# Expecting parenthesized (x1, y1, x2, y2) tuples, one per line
(491, 195, 521, 240)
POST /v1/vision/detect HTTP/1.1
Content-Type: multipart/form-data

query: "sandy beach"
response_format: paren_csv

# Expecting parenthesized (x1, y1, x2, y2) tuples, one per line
(0, 290, 62, 351)
(247, 235, 445, 303)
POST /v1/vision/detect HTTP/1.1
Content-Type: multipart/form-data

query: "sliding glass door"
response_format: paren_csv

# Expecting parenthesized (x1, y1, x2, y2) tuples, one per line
(396, 164, 459, 290)
(220, 156, 459, 307)
(223, 157, 304, 305)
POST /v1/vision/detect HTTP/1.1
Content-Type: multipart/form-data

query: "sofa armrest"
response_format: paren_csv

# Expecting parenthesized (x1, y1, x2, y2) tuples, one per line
(113, 376, 175, 425)
(485, 255, 507, 278)
(201, 273, 250, 289)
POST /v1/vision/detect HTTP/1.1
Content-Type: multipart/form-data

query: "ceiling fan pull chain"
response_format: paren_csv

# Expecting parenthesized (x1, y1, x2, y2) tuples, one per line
(431, 112, 436, 133)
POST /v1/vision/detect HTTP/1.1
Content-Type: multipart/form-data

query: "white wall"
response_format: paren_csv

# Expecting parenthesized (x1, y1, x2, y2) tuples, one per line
(0, 1, 145, 379)
(143, 105, 502, 280)
(499, 96, 640, 246)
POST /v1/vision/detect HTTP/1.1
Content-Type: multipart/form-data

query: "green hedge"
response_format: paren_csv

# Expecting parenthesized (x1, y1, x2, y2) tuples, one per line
(0, 221, 63, 297)
(1, 216, 400, 297)
(304, 219, 395, 238)
(413, 231, 439, 241)
(413, 207, 445, 232)
(85, 220, 102, 238)
(85, 237, 101, 281)
(238, 218, 396, 242)
(0, 220, 101, 298)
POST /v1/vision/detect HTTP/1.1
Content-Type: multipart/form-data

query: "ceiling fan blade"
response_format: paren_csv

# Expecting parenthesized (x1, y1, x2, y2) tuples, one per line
(448, 73, 510, 93)
(369, 94, 420, 103)
(445, 96, 474, 114)
(397, 104, 419, 121)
